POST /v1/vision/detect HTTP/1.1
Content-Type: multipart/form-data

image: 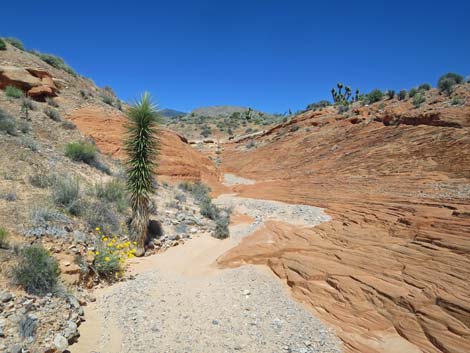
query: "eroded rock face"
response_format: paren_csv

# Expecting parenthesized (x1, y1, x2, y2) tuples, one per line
(218, 94, 470, 353)
(0, 65, 58, 99)
(68, 105, 219, 184)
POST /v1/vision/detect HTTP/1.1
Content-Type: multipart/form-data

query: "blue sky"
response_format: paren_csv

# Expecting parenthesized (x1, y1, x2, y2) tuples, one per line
(2, 0, 469, 113)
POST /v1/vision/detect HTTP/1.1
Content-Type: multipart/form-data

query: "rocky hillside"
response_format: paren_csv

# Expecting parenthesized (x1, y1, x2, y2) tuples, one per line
(218, 83, 470, 353)
(0, 39, 224, 352)
(165, 105, 285, 141)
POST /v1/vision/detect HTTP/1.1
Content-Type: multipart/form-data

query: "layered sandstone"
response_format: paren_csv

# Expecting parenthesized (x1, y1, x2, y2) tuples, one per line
(68, 106, 219, 183)
(218, 87, 470, 353)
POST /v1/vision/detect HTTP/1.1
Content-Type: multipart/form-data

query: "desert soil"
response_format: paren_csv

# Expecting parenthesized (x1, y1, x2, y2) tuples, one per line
(72, 176, 341, 353)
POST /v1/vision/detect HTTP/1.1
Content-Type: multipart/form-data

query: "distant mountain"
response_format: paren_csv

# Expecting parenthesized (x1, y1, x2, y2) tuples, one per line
(160, 108, 186, 118)
(190, 105, 253, 118)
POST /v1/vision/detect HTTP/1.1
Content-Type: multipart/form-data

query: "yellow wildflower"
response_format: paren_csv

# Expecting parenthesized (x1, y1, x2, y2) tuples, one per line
(105, 257, 110, 262)
(95, 251, 100, 255)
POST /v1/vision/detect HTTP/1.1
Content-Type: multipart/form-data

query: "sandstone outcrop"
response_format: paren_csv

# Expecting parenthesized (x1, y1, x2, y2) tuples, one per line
(68, 106, 219, 183)
(0, 65, 58, 99)
(218, 88, 470, 353)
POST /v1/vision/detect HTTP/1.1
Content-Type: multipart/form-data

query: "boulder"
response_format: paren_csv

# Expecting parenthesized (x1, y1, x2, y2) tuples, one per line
(0, 65, 58, 100)
(0, 66, 41, 89)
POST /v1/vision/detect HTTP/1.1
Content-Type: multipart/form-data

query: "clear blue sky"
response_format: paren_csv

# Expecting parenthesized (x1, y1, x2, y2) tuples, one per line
(2, 0, 469, 113)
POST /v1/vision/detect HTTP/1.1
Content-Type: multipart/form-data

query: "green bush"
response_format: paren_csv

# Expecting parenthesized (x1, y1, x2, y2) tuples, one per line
(413, 92, 426, 107)
(438, 73, 464, 94)
(398, 90, 407, 100)
(0, 38, 6, 50)
(52, 175, 81, 214)
(5, 85, 24, 99)
(451, 96, 463, 105)
(200, 199, 219, 220)
(94, 180, 128, 211)
(409, 88, 418, 97)
(0, 108, 17, 135)
(12, 245, 60, 295)
(101, 94, 114, 106)
(4, 37, 24, 50)
(44, 107, 61, 122)
(213, 215, 230, 239)
(21, 98, 36, 111)
(19, 136, 38, 151)
(65, 141, 97, 163)
(29, 173, 56, 188)
(366, 89, 383, 103)
(418, 83, 431, 91)
(0, 227, 9, 249)
(386, 90, 395, 99)
(85, 201, 120, 234)
(34, 52, 77, 77)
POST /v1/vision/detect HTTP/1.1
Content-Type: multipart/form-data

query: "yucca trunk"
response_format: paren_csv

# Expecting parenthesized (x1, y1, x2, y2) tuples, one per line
(124, 92, 160, 256)
(129, 196, 149, 256)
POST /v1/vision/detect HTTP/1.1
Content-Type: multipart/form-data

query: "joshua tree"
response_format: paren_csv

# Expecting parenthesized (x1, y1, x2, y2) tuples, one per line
(124, 92, 160, 256)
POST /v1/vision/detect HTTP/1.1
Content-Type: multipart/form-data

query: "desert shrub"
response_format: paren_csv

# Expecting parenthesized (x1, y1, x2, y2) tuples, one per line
(29, 173, 56, 188)
(18, 314, 37, 339)
(0, 227, 9, 249)
(30, 206, 67, 225)
(0, 109, 17, 135)
(174, 191, 187, 203)
(85, 202, 120, 234)
(80, 89, 92, 99)
(200, 199, 219, 220)
(418, 83, 431, 91)
(46, 97, 59, 107)
(451, 96, 464, 105)
(21, 98, 36, 111)
(90, 234, 136, 281)
(44, 107, 61, 122)
(179, 181, 210, 201)
(409, 88, 418, 97)
(4, 37, 24, 50)
(61, 120, 76, 130)
(5, 85, 24, 99)
(398, 90, 407, 100)
(12, 245, 60, 295)
(213, 214, 230, 239)
(0, 38, 6, 50)
(1, 192, 17, 201)
(19, 136, 38, 151)
(101, 94, 114, 106)
(65, 141, 97, 163)
(386, 90, 395, 99)
(438, 73, 464, 94)
(94, 180, 128, 211)
(52, 175, 80, 214)
(413, 92, 426, 107)
(366, 89, 383, 103)
(200, 126, 212, 138)
(337, 105, 349, 114)
(35, 52, 77, 76)
(18, 120, 31, 134)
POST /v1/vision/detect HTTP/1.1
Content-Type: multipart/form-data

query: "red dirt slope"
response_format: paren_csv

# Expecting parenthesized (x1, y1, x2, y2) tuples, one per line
(218, 87, 470, 353)
(68, 105, 219, 183)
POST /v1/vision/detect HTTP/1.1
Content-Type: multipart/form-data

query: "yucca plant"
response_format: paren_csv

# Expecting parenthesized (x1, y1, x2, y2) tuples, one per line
(124, 92, 160, 256)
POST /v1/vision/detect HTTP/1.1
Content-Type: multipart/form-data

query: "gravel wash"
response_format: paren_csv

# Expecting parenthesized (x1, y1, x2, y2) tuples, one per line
(92, 265, 341, 353)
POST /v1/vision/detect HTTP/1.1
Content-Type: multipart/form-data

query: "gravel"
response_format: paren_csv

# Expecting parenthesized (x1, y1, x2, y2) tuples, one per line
(92, 266, 342, 353)
(214, 194, 331, 242)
